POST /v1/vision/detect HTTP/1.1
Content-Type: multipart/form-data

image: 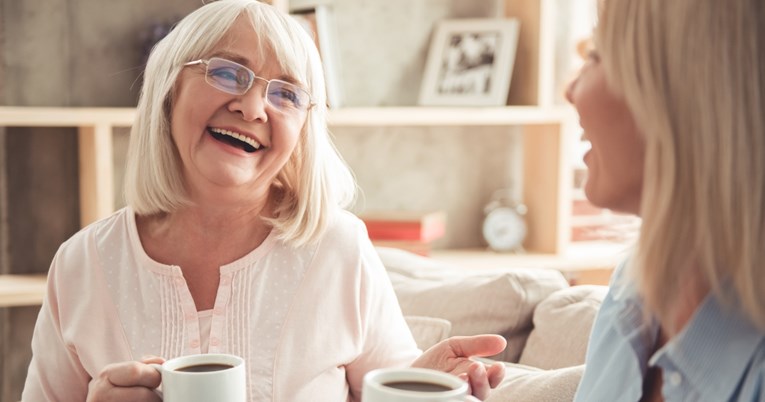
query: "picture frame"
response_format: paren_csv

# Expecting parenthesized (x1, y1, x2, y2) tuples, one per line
(290, 4, 343, 108)
(419, 19, 520, 107)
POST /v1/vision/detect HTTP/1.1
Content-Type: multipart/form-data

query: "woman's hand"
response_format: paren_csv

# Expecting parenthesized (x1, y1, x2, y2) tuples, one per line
(86, 356, 164, 402)
(411, 335, 507, 400)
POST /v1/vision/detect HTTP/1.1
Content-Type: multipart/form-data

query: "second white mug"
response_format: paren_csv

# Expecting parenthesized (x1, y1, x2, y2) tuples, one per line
(362, 367, 479, 402)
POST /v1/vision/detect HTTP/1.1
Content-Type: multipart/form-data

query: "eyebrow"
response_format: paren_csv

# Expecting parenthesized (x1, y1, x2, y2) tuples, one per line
(207, 51, 302, 85)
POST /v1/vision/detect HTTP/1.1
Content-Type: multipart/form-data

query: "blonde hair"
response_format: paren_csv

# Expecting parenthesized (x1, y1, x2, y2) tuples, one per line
(597, 0, 765, 328)
(124, 0, 356, 247)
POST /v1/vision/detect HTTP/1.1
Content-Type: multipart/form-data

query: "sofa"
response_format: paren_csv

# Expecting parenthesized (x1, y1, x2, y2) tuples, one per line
(376, 246, 611, 402)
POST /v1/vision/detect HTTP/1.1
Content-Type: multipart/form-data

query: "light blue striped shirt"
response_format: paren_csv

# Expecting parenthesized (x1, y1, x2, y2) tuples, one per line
(574, 260, 765, 402)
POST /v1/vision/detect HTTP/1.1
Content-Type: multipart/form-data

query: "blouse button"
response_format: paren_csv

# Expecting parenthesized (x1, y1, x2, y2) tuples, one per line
(190, 339, 200, 348)
(669, 371, 683, 386)
(210, 337, 220, 346)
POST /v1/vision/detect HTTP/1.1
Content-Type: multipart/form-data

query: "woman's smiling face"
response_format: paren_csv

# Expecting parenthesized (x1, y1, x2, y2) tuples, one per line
(170, 15, 308, 204)
(565, 49, 646, 215)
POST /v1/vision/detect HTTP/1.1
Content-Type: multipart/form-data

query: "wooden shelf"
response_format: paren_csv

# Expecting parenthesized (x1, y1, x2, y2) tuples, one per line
(0, 107, 135, 228)
(328, 106, 573, 127)
(0, 274, 47, 308)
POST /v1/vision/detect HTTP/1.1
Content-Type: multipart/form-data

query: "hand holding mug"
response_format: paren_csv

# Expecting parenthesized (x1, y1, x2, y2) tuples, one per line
(86, 356, 164, 402)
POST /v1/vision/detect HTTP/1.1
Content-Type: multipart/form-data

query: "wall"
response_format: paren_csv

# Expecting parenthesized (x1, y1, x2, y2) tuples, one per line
(323, 0, 524, 248)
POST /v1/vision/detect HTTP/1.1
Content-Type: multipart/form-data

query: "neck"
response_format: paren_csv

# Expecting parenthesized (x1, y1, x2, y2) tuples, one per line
(661, 271, 709, 337)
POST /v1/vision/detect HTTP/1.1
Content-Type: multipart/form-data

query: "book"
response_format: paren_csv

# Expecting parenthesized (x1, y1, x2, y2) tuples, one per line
(290, 4, 343, 108)
(360, 211, 447, 242)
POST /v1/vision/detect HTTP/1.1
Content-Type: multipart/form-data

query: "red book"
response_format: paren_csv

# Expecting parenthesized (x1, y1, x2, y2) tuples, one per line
(360, 211, 447, 242)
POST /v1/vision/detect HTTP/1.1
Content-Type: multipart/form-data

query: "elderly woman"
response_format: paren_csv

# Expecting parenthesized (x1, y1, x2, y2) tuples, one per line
(567, 0, 765, 401)
(21, 1, 505, 401)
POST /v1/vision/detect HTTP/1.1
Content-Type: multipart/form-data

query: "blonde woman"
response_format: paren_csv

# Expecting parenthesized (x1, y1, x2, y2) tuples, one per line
(567, 0, 765, 400)
(22, 1, 505, 401)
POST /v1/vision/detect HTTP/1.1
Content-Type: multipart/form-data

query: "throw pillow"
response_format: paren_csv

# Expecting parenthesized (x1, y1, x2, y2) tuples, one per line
(404, 315, 452, 350)
(518, 285, 608, 369)
(376, 246, 570, 363)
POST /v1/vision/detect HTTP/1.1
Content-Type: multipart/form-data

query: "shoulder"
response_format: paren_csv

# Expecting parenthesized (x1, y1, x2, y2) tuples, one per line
(318, 208, 373, 248)
(308, 209, 383, 276)
(51, 207, 132, 276)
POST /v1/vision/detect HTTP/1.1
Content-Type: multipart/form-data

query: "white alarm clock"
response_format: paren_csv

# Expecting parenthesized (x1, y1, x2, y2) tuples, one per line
(482, 190, 527, 252)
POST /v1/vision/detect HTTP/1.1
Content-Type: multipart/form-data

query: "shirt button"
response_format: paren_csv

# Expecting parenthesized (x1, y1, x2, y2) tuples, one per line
(669, 371, 682, 386)
(190, 339, 200, 348)
(210, 337, 220, 346)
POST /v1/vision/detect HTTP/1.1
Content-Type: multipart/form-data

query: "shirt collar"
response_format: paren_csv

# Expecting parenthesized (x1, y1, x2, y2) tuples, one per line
(649, 289, 765, 401)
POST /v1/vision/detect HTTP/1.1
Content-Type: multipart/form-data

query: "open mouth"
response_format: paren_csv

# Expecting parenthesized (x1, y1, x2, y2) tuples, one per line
(208, 127, 263, 153)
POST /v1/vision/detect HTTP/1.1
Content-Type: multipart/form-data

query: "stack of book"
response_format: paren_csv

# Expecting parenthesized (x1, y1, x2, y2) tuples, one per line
(359, 211, 447, 256)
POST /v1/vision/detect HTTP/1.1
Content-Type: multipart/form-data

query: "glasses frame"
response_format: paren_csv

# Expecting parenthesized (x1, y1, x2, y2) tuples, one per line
(183, 57, 315, 112)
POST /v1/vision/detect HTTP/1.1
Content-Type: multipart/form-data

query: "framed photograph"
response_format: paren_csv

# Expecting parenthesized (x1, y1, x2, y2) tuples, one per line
(290, 4, 343, 108)
(419, 19, 520, 106)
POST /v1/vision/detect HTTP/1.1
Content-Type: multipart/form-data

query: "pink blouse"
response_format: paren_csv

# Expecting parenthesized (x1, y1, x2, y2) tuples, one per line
(22, 207, 420, 401)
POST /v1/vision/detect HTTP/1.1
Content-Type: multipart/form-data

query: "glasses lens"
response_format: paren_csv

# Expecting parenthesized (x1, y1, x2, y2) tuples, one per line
(205, 58, 253, 95)
(266, 80, 311, 112)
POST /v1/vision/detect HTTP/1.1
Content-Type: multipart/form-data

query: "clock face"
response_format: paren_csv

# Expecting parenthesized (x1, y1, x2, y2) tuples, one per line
(482, 207, 527, 252)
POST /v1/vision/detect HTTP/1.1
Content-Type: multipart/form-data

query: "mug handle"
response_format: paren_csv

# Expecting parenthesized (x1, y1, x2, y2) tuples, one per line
(149, 363, 164, 399)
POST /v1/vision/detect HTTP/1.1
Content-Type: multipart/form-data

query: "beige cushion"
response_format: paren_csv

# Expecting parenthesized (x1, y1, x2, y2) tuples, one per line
(519, 285, 608, 369)
(376, 246, 570, 363)
(486, 363, 585, 402)
(404, 315, 452, 350)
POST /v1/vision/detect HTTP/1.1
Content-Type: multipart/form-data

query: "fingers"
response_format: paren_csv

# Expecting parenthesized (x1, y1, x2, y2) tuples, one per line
(140, 355, 165, 365)
(102, 361, 163, 389)
(87, 361, 164, 402)
(487, 362, 506, 388)
(467, 362, 490, 400)
(447, 335, 507, 358)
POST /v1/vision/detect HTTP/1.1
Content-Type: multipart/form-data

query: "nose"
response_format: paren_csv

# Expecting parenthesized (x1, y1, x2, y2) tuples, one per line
(227, 81, 268, 122)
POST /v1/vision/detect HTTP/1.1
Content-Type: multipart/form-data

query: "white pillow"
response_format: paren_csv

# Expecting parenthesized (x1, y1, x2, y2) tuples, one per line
(377, 246, 570, 363)
(519, 285, 608, 369)
(404, 315, 452, 351)
(486, 363, 585, 402)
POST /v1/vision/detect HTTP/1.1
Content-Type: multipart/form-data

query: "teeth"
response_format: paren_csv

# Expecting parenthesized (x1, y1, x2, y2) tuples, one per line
(210, 128, 262, 150)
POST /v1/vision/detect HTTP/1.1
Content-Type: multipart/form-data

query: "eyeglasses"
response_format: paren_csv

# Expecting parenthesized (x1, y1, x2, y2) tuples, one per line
(184, 57, 314, 113)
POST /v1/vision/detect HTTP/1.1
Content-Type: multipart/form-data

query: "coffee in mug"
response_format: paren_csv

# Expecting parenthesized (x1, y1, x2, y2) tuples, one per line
(175, 363, 235, 373)
(151, 353, 246, 402)
(362, 367, 478, 402)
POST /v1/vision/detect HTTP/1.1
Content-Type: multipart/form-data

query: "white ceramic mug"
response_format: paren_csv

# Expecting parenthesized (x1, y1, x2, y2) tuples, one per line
(362, 367, 480, 402)
(151, 353, 246, 402)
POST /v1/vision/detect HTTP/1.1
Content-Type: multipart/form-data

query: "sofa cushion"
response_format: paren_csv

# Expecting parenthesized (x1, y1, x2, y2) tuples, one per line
(404, 315, 452, 350)
(518, 285, 608, 369)
(486, 363, 585, 402)
(376, 246, 570, 363)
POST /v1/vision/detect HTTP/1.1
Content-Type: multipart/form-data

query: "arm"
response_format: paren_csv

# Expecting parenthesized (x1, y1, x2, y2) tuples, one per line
(22, 250, 92, 401)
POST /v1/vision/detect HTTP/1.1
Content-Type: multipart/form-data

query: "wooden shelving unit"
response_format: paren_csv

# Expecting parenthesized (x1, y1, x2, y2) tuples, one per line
(0, 0, 576, 307)
(0, 107, 135, 228)
(0, 274, 47, 307)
